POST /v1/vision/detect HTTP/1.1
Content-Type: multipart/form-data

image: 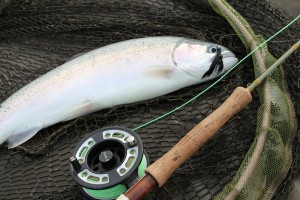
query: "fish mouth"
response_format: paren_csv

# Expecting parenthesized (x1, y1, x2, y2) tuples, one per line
(221, 51, 238, 69)
(221, 51, 236, 59)
(222, 53, 239, 71)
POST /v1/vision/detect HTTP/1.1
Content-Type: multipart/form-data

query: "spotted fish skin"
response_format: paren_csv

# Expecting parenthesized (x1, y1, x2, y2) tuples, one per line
(0, 36, 238, 148)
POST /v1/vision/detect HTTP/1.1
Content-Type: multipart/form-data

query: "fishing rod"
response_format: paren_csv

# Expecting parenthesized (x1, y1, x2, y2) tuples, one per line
(116, 40, 300, 200)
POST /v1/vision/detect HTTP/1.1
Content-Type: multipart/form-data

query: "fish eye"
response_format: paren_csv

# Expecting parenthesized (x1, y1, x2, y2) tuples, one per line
(208, 46, 217, 53)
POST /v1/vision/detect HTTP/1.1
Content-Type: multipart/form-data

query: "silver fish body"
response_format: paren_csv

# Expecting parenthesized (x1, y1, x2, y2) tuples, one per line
(0, 36, 238, 148)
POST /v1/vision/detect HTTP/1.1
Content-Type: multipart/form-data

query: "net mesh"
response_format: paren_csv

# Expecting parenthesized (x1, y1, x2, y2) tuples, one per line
(0, 0, 299, 200)
(208, 1, 298, 199)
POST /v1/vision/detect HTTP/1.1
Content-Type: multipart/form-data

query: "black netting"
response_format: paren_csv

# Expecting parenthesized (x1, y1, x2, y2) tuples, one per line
(0, 0, 299, 199)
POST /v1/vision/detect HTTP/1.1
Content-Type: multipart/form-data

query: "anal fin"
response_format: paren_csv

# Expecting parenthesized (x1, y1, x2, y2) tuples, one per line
(7, 126, 42, 148)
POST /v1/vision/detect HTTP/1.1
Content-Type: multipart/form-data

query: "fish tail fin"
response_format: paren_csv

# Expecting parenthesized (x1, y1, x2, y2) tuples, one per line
(7, 126, 42, 148)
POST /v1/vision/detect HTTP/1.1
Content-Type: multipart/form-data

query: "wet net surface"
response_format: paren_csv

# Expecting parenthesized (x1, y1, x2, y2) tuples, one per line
(0, 0, 299, 199)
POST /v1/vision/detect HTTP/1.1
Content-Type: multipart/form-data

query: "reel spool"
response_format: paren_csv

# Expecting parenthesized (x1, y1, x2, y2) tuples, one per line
(70, 126, 148, 200)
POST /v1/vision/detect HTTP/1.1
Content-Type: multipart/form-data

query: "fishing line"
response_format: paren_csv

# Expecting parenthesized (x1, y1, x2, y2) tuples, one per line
(133, 14, 300, 131)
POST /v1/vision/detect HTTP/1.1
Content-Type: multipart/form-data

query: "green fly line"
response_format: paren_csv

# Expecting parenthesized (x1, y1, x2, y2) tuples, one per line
(133, 14, 300, 131)
(81, 155, 148, 199)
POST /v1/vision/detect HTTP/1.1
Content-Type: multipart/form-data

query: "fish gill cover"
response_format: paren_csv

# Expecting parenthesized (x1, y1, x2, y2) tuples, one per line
(0, 0, 299, 200)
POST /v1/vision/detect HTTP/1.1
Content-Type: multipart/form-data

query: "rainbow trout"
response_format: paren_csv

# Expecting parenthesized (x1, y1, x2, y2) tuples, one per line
(0, 37, 238, 148)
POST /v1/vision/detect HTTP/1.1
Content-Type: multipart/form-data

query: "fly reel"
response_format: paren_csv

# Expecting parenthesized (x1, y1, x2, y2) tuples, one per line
(70, 126, 148, 200)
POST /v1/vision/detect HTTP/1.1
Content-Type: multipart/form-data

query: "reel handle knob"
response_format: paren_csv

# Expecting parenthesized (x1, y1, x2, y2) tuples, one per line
(70, 157, 82, 171)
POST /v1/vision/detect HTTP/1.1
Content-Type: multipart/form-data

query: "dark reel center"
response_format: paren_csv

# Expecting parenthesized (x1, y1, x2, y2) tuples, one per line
(87, 140, 125, 173)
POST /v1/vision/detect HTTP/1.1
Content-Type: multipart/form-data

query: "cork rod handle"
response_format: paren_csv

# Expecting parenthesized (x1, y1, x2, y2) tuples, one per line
(146, 87, 252, 187)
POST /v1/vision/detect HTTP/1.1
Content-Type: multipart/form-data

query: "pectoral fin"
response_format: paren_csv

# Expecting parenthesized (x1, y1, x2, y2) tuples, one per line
(7, 126, 42, 148)
(142, 66, 174, 79)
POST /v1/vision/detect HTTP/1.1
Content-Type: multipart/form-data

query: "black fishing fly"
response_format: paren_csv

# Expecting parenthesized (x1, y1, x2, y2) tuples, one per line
(202, 46, 223, 78)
